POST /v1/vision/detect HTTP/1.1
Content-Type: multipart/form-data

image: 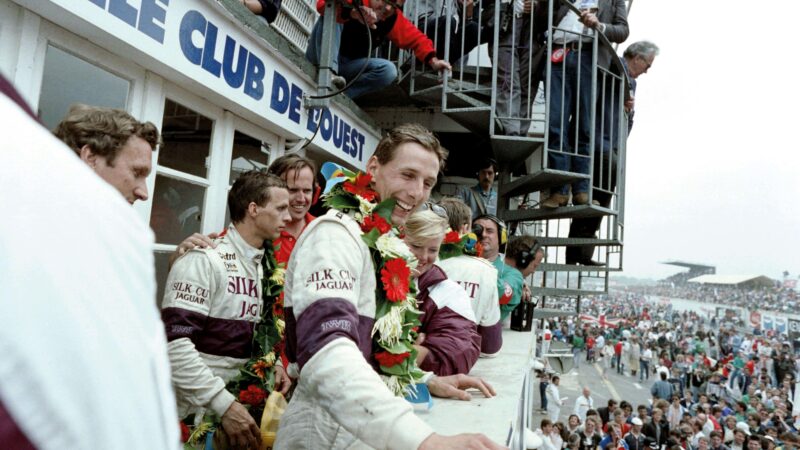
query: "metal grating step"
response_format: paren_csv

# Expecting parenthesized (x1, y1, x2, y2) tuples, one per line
(535, 237, 622, 246)
(538, 263, 614, 273)
(490, 135, 545, 165)
(499, 168, 587, 197)
(535, 287, 604, 297)
(502, 204, 616, 222)
(442, 106, 492, 135)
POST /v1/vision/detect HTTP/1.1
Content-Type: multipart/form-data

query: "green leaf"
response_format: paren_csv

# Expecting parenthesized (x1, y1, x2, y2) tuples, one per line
(327, 192, 359, 210)
(372, 198, 396, 221)
(361, 227, 381, 248)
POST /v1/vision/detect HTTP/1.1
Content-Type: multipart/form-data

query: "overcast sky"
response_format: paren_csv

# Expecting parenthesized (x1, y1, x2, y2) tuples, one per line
(619, 1, 800, 280)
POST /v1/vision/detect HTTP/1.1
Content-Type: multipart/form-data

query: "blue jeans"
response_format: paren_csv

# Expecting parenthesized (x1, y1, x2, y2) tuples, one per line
(305, 18, 397, 99)
(573, 348, 581, 368)
(547, 48, 594, 195)
(640, 360, 650, 381)
(540, 381, 548, 409)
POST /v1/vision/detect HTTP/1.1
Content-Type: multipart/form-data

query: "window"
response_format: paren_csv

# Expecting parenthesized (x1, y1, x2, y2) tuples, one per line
(149, 99, 214, 245)
(37, 45, 130, 130)
(223, 130, 273, 225)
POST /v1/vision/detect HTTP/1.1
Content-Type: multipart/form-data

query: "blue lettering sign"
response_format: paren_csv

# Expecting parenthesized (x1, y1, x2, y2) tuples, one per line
(179, 10, 264, 100)
(222, 37, 248, 89)
(179, 10, 205, 65)
(201, 20, 223, 77)
(244, 54, 265, 100)
(89, 0, 167, 43)
(138, 0, 168, 43)
(270, 71, 290, 113)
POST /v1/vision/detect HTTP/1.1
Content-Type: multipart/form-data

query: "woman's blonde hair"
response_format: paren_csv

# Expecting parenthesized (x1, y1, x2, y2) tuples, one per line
(404, 210, 448, 246)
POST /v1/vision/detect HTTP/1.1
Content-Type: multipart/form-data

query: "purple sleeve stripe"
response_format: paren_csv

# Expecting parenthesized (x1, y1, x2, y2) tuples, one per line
(0, 400, 35, 450)
(295, 298, 362, 370)
(478, 322, 503, 354)
(162, 307, 254, 359)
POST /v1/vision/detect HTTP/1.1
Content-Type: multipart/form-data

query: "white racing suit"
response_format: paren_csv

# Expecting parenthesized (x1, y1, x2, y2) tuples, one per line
(437, 255, 502, 355)
(161, 225, 264, 421)
(276, 210, 435, 449)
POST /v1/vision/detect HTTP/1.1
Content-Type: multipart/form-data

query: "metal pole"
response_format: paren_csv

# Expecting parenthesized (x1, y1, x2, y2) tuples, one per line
(306, 0, 338, 109)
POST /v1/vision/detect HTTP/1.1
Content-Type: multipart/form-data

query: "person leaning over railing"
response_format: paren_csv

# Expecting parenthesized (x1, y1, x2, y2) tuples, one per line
(305, 0, 452, 99)
(564, 40, 659, 266)
(541, 0, 629, 209)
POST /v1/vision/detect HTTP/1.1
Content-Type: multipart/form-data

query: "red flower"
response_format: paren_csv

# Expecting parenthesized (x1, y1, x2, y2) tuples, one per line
(343, 173, 377, 202)
(475, 242, 484, 258)
(360, 213, 391, 234)
(239, 384, 267, 406)
(179, 422, 190, 443)
(375, 351, 411, 368)
(443, 230, 461, 244)
(273, 300, 284, 318)
(380, 258, 411, 302)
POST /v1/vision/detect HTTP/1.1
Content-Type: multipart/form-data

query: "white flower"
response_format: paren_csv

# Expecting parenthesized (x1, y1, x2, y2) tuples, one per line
(275, 318, 285, 337)
(269, 267, 285, 285)
(357, 196, 375, 216)
(354, 212, 363, 222)
(375, 233, 414, 261)
(381, 375, 404, 397)
(372, 305, 403, 346)
(263, 351, 276, 368)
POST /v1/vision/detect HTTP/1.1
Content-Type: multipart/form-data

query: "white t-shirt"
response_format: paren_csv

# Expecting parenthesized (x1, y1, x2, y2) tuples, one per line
(0, 93, 179, 449)
(437, 255, 500, 328)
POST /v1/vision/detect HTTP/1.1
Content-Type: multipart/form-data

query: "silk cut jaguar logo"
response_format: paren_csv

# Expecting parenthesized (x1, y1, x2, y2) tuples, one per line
(499, 282, 513, 305)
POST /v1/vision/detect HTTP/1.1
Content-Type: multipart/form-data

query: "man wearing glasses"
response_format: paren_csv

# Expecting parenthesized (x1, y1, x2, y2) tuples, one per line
(305, 0, 452, 98)
(565, 40, 659, 266)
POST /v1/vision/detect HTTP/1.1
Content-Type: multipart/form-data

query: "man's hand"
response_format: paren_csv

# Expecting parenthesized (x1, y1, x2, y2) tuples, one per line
(169, 232, 218, 268)
(624, 96, 635, 112)
(579, 11, 600, 29)
(273, 364, 292, 396)
(523, 0, 533, 14)
(350, 6, 378, 29)
(220, 401, 262, 450)
(427, 373, 496, 401)
(428, 57, 452, 74)
(521, 284, 532, 303)
(419, 432, 508, 450)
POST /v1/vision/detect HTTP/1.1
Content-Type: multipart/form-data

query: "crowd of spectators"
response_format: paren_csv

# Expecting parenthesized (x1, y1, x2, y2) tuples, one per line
(533, 294, 800, 450)
(624, 284, 798, 316)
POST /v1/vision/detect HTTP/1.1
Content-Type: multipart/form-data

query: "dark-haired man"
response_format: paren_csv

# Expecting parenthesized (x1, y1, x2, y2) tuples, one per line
(162, 171, 291, 450)
(456, 158, 498, 220)
(54, 103, 160, 204)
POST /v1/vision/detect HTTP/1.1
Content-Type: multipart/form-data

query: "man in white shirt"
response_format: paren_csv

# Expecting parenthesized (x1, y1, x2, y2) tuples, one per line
(0, 77, 178, 449)
(574, 386, 595, 422)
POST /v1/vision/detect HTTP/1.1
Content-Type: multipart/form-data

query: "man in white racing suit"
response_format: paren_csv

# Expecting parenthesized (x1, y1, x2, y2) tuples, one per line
(162, 171, 290, 449)
(277, 124, 505, 450)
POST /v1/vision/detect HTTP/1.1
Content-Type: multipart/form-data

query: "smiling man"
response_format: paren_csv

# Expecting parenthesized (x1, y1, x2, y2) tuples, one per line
(277, 124, 504, 450)
(54, 104, 159, 205)
(267, 154, 319, 262)
(161, 171, 290, 450)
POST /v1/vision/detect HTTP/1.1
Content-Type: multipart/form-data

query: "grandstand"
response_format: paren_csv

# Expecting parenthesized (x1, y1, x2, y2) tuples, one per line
(661, 260, 716, 286)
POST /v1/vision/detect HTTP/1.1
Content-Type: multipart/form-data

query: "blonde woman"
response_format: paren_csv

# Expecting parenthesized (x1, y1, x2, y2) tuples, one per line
(404, 209, 481, 376)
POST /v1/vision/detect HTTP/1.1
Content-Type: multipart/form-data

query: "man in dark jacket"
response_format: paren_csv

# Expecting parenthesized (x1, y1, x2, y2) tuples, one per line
(643, 408, 670, 449)
(598, 399, 618, 427)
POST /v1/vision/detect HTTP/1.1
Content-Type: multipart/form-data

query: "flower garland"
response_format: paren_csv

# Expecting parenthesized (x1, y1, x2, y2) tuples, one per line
(324, 169, 426, 397)
(438, 229, 483, 260)
(185, 237, 286, 448)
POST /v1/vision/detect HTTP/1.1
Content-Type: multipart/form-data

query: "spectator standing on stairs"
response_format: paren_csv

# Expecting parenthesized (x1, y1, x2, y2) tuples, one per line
(403, 0, 481, 63)
(564, 41, 659, 266)
(456, 158, 498, 220)
(540, 0, 629, 209)
(305, 0, 452, 98)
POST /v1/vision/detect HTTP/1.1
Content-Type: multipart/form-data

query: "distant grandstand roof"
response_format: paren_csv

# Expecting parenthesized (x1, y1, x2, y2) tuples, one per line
(687, 274, 774, 287)
(662, 261, 716, 271)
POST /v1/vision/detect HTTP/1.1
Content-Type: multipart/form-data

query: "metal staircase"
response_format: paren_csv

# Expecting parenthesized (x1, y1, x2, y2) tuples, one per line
(312, 0, 633, 306)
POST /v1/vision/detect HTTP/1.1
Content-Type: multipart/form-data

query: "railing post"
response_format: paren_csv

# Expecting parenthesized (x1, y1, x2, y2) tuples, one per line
(305, 0, 338, 109)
